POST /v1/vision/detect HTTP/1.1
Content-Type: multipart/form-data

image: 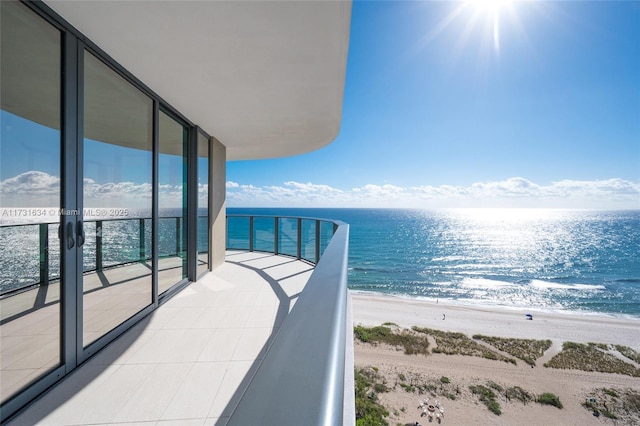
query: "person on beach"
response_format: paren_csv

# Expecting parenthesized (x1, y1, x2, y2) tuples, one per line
(442, 313, 445, 320)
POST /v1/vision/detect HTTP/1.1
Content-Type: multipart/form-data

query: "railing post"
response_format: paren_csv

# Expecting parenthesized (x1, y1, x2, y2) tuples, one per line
(249, 216, 254, 252)
(315, 220, 321, 264)
(175, 217, 181, 256)
(39, 223, 49, 285)
(296, 218, 302, 260)
(274, 217, 279, 255)
(139, 218, 145, 261)
(96, 220, 103, 271)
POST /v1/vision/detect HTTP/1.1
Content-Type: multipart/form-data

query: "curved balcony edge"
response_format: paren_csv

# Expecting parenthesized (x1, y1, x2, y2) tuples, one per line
(227, 220, 352, 426)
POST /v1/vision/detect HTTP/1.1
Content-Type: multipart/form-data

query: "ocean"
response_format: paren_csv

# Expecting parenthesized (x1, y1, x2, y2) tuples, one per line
(2, 207, 639, 318)
(229, 208, 640, 318)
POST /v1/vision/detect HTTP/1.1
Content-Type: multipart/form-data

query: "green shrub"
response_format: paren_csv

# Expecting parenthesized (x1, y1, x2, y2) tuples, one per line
(473, 335, 551, 366)
(400, 383, 415, 393)
(354, 325, 430, 355)
(355, 367, 389, 426)
(505, 386, 533, 404)
(487, 400, 502, 415)
(413, 327, 515, 364)
(374, 383, 389, 393)
(537, 392, 563, 409)
(615, 345, 640, 363)
(545, 342, 640, 377)
(440, 376, 450, 384)
(469, 384, 501, 415)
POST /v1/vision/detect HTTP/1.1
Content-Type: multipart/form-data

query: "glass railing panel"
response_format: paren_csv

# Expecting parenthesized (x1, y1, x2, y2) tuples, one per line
(300, 219, 316, 262)
(320, 221, 334, 257)
(253, 217, 275, 252)
(278, 218, 298, 257)
(0, 224, 41, 295)
(158, 217, 177, 258)
(0, 222, 63, 297)
(100, 219, 147, 268)
(227, 216, 250, 250)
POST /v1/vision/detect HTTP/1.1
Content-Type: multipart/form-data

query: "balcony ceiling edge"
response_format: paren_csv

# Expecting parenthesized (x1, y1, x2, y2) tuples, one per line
(44, 0, 352, 160)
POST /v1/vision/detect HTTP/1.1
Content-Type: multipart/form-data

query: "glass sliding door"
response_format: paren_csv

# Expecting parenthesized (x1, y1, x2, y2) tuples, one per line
(197, 133, 209, 276)
(158, 111, 188, 294)
(0, 0, 63, 404)
(82, 52, 153, 348)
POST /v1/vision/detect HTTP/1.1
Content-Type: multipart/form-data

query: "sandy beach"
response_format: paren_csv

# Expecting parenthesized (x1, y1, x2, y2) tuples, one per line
(351, 292, 640, 426)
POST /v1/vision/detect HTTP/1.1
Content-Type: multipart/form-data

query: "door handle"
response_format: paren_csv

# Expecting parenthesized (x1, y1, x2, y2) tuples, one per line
(77, 221, 85, 247)
(66, 222, 75, 249)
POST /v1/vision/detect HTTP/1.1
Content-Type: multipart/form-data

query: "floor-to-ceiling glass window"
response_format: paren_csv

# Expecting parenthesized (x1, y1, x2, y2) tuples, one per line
(158, 111, 188, 294)
(197, 133, 209, 276)
(82, 52, 154, 348)
(0, 0, 62, 404)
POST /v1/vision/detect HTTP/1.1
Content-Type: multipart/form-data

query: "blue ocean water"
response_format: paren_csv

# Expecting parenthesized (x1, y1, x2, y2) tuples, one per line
(229, 208, 640, 318)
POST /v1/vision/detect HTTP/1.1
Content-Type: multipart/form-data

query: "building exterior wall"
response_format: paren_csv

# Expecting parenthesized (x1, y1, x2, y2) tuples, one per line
(210, 138, 226, 269)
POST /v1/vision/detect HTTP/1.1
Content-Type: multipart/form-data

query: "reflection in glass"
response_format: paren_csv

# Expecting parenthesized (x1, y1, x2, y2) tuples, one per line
(197, 133, 209, 275)
(82, 52, 153, 347)
(158, 111, 188, 294)
(0, 0, 62, 402)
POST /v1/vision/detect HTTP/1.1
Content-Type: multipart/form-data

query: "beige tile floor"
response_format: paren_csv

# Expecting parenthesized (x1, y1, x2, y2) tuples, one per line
(1, 256, 199, 401)
(5, 251, 314, 425)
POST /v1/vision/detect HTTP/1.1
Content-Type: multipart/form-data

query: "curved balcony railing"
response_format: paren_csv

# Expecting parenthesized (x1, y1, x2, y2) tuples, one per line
(226, 214, 339, 265)
(0, 216, 206, 298)
(225, 215, 351, 426)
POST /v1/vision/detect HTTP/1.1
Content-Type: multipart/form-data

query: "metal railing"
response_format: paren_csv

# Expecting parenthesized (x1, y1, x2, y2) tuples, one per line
(0, 216, 206, 297)
(226, 214, 338, 265)
(225, 215, 351, 425)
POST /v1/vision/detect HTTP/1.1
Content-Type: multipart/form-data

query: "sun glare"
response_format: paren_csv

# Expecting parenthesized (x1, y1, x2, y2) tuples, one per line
(415, 0, 527, 67)
(469, 0, 513, 54)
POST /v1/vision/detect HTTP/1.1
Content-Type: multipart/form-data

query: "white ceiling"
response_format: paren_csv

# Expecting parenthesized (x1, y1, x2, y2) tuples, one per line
(44, 0, 352, 161)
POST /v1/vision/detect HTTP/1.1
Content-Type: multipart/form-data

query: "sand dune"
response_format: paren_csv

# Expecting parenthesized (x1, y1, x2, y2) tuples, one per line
(351, 292, 640, 426)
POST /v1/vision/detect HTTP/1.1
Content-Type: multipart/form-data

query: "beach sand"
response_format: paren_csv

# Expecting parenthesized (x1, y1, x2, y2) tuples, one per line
(351, 292, 640, 426)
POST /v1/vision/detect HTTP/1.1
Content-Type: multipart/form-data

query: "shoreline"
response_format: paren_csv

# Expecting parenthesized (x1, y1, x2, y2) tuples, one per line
(351, 291, 640, 350)
(349, 289, 640, 321)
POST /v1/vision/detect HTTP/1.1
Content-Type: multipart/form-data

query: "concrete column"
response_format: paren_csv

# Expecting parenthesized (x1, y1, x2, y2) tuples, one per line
(210, 137, 226, 269)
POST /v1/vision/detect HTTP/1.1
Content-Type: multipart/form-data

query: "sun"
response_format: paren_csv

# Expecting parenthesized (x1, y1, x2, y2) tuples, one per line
(415, 0, 525, 61)
(468, 0, 514, 54)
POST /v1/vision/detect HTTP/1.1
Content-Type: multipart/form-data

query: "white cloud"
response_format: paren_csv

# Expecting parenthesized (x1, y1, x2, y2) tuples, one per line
(0, 170, 59, 194)
(0, 171, 182, 208)
(226, 177, 640, 209)
(2, 171, 638, 210)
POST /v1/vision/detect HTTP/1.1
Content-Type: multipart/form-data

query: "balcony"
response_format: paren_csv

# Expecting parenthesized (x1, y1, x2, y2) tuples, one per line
(2, 215, 353, 425)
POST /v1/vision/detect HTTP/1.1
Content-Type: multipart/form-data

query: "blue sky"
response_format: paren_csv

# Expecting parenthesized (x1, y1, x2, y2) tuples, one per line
(227, 0, 640, 209)
(1, 1, 639, 210)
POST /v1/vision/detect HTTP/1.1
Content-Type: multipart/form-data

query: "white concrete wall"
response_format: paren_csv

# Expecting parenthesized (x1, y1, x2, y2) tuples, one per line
(210, 137, 226, 269)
